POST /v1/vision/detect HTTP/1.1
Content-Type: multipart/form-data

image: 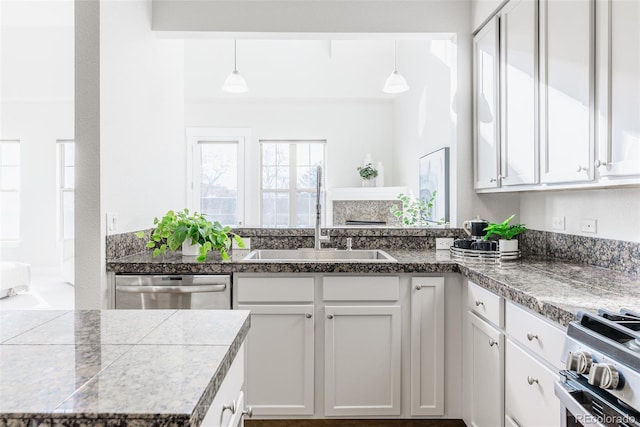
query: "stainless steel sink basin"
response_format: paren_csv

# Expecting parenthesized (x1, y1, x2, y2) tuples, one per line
(241, 249, 397, 262)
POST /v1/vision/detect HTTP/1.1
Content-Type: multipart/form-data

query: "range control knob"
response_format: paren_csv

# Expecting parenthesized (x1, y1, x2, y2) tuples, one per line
(566, 351, 593, 374)
(588, 363, 620, 389)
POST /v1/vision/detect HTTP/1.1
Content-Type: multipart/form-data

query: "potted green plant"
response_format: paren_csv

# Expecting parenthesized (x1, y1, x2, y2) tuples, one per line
(482, 214, 527, 252)
(135, 209, 244, 262)
(357, 163, 378, 187)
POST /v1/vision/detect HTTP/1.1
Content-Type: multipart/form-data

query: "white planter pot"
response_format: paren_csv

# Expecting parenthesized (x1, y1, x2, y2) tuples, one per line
(499, 239, 518, 252)
(182, 241, 200, 256)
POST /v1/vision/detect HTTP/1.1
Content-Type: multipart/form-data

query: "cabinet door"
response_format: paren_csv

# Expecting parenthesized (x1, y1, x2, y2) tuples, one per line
(201, 345, 245, 427)
(469, 312, 504, 427)
(596, 0, 640, 178)
(474, 16, 501, 190)
(500, 0, 538, 186)
(505, 340, 561, 427)
(540, 0, 594, 183)
(238, 304, 314, 416)
(410, 277, 445, 416)
(324, 305, 401, 416)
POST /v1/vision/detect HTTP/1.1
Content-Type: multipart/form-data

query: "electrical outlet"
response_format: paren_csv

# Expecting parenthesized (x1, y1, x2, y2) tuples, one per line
(581, 219, 597, 233)
(106, 212, 118, 233)
(435, 237, 454, 250)
(552, 216, 565, 230)
(233, 237, 250, 250)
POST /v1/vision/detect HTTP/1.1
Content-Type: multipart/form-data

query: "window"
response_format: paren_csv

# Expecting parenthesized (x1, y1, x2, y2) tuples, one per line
(57, 140, 75, 240)
(260, 140, 326, 227)
(187, 129, 247, 226)
(0, 140, 20, 242)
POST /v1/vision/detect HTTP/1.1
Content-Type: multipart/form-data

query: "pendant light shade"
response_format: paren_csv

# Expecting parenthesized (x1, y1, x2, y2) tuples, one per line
(383, 41, 409, 94)
(222, 40, 248, 93)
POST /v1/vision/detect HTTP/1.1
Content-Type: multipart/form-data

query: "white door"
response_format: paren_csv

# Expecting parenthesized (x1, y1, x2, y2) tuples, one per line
(469, 312, 504, 427)
(500, 0, 538, 186)
(540, 0, 594, 183)
(238, 304, 314, 416)
(595, 0, 640, 178)
(474, 16, 501, 190)
(505, 340, 561, 427)
(410, 277, 445, 416)
(324, 305, 401, 417)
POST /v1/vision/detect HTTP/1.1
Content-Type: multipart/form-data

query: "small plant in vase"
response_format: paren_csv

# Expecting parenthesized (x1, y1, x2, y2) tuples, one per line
(357, 163, 378, 187)
(136, 209, 244, 262)
(482, 214, 527, 252)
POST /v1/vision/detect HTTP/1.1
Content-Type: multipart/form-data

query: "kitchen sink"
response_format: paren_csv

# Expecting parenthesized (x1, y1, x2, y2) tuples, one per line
(241, 249, 397, 262)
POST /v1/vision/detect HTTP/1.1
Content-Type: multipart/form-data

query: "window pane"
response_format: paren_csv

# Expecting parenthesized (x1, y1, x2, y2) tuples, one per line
(0, 191, 19, 240)
(296, 191, 315, 227)
(261, 192, 276, 227)
(0, 143, 19, 166)
(63, 191, 74, 239)
(262, 143, 277, 166)
(64, 143, 75, 166)
(297, 166, 317, 189)
(309, 144, 324, 166)
(199, 143, 237, 225)
(275, 144, 290, 166)
(64, 166, 75, 189)
(276, 193, 290, 227)
(296, 143, 311, 166)
(276, 166, 289, 189)
(262, 166, 277, 189)
(0, 166, 19, 190)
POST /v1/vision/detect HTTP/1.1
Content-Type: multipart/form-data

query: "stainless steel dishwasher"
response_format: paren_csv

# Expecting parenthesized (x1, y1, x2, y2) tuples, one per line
(115, 275, 231, 309)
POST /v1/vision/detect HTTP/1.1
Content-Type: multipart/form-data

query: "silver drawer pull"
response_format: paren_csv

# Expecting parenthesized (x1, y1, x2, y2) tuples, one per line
(116, 284, 226, 294)
(475, 300, 484, 307)
(222, 401, 236, 414)
(327, 314, 334, 319)
(305, 313, 312, 319)
(415, 284, 422, 291)
(527, 376, 538, 385)
(526, 333, 538, 341)
(489, 339, 498, 347)
(242, 407, 253, 418)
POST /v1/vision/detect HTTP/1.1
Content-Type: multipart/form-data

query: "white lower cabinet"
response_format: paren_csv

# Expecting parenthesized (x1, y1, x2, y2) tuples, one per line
(324, 305, 401, 416)
(468, 312, 504, 427)
(505, 339, 561, 427)
(202, 344, 247, 427)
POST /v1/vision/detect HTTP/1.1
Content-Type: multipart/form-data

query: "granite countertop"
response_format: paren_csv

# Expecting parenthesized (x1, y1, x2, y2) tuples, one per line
(107, 250, 640, 327)
(0, 309, 250, 426)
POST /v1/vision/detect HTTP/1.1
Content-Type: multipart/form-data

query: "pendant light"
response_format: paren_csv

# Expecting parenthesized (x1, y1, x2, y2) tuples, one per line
(222, 40, 248, 93)
(383, 41, 409, 94)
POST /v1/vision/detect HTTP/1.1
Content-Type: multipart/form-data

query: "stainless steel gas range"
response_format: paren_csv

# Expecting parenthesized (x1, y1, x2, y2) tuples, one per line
(557, 309, 640, 427)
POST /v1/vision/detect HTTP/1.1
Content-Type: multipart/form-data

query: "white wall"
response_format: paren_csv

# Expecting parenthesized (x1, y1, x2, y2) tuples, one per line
(100, 0, 185, 235)
(186, 101, 394, 226)
(520, 188, 640, 242)
(0, 1, 74, 272)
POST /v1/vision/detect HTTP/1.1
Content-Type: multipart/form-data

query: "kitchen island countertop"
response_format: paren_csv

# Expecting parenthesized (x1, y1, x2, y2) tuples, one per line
(0, 309, 250, 426)
(107, 250, 640, 326)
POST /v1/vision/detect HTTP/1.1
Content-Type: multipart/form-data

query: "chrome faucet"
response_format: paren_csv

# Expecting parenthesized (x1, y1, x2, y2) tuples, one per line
(315, 165, 330, 250)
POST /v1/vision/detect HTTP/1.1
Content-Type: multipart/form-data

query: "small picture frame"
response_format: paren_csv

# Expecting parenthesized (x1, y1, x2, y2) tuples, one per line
(419, 147, 450, 224)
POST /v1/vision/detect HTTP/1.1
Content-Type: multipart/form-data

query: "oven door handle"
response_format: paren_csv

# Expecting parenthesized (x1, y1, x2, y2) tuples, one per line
(116, 284, 227, 294)
(554, 381, 606, 427)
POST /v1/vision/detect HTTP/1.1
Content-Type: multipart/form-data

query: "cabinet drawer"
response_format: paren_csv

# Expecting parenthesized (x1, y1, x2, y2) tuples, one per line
(323, 276, 399, 301)
(506, 302, 566, 370)
(236, 277, 314, 303)
(468, 281, 504, 328)
(505, 340, 561, 427)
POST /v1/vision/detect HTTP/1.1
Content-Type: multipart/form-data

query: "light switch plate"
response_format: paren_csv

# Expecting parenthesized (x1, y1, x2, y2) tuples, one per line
(435, 237, 454, 250)
(581, 219, 597, 233)
(552, 216, 565, 230)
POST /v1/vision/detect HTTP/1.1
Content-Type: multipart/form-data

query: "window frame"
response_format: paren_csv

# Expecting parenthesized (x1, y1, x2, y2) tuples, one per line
(56, 140, 75, 242)
(186, 128, 248, 226)
(259, 139, 327, 228)
(0, 139, 21, 244)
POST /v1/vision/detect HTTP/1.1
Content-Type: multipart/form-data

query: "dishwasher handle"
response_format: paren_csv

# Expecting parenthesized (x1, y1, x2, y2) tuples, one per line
(116, 284, 227, 294)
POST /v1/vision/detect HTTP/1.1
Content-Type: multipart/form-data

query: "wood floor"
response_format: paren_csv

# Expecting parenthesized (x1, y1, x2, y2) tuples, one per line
(246, 420, 466, 427)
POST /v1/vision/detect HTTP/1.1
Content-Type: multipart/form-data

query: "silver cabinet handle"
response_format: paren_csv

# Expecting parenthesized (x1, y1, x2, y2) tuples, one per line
(595, 159, 609, 168)
(222, 401, 236, 414)
(526, 333, 538, 341)
(527, 376, 538, 385)
(489, 339, 498, 347)
(327, 314, 334, 319)
(576, 164, 588, 172)
(415, 284, 422, 291)
(242, 407, 253, 418)
(115, 284, 226, 294)
(475, 300, 484, 307)
(489, 178, 497, 183)
(305, 313, 312, 319)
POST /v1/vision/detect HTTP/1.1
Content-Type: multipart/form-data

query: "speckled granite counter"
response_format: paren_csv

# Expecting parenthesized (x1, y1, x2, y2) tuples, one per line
(0, 309, 250, 426)
(107, 250, 640, 327)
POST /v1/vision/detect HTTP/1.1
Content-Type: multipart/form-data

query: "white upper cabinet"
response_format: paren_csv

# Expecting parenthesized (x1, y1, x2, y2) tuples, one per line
(540, 0, 594, 184)
(474, 16, 501, 190)
(500, 0, 538, 186)
(595, 0, 640, 178)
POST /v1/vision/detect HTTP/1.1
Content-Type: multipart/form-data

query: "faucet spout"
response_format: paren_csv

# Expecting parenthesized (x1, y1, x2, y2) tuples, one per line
(315, 165, 329, 249)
